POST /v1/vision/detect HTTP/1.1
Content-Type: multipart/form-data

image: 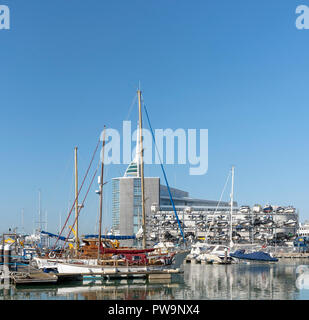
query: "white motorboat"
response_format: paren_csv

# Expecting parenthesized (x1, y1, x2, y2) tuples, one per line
(284, 207, 296, 214)
(275, 207, 285, 213)
(187, 242, 209, 259)
(252, 204, 262, 213)
(197, 245, 233, 264)
(239, 206, 250, 213)
(284, 219, 296, 226)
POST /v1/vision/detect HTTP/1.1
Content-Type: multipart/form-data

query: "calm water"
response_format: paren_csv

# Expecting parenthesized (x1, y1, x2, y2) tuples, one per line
(2, 260, 309, 300)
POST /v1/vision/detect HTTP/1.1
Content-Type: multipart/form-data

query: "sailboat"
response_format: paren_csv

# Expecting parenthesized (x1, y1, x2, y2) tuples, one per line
(33, 146, 85, 269)
(200, 166, 235, 264)
(41, 89, 188, 275)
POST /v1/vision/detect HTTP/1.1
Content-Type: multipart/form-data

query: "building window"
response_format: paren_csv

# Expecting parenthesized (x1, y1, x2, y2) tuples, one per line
(112, 179, 120, 233)
(133, 178, 142, 233)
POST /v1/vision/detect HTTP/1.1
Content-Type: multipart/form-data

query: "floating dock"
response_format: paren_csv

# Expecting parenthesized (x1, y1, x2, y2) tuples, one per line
(185, 258, 231, 265)
(273, 252, 309, 259)
(9, 268, 182, 285)
(186, 253, 309, 262)
(57, 269, 181, 282)
(11, 271, 58, 285)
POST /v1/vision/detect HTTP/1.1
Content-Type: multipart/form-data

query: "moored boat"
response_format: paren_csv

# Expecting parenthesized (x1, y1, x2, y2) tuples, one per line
(263, 205, 273, 214)
(230, 249, 278, 262)
(34, 89, 189, 275)
(197, 245, 233, 264)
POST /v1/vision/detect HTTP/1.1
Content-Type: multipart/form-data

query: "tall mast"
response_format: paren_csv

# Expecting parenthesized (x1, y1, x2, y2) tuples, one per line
(59, 211, 62, 235)
(230, 166, 235, 247)
(74, 147, 79, 255)
(21, 208, 24, 235)
(137, 89, 146, 249)
(38, 190, 41, 231)
(97, 126, 106, 263)
(38, 189, 42, 233)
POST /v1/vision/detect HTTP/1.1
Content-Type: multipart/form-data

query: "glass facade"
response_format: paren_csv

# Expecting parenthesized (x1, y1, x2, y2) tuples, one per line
(112, 178, 120, 233)
(133, 178, 142, 234)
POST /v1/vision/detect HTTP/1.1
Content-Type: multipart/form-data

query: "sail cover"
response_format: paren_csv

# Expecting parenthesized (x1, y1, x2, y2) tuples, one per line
(230, 250, 278, 262)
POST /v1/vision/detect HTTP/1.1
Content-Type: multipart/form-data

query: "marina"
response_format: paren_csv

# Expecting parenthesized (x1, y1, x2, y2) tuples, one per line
(1, 1, 309, 306)
(0, 114, 306, 300)
(1, 260, 309, 300)
(0, 117, 306, 297)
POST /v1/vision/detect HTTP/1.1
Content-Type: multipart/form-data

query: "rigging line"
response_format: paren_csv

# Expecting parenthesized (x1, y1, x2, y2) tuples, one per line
(206, 170, 231, 236)
(61, 160, 109, 250)
(125, 94, 138, 121)
(62, 151, 75, 209)
(51, 139, 101, 250)
(94, 154, 103, 234)
(60, 163, 100, 253)
(65, 162, 75, 222)
(143, 104, 186, 244)
(214, 170, 231, 215)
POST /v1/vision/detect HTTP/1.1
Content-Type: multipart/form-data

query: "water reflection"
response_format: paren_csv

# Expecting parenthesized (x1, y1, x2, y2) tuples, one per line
(295, 265, 309, 290)
(184, 262, 299, 300)
(1, 278, 184, 300)
(57, 278, 181, 300)
(2, 260, 309, 300)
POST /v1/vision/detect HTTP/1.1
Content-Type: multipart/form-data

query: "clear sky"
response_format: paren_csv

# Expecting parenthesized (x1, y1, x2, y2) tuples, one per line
(1, 0, 309, 235)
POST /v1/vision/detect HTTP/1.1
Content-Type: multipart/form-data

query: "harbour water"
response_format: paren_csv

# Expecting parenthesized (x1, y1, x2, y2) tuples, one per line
(2, 259, 309, 300)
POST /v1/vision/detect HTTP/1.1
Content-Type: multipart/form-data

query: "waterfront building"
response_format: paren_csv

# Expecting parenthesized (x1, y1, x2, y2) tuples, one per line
(112, 152, 299, 245)
(298, 221, 309, 237)
(151, 204, 299, 244)
(111, 155, 233, 245)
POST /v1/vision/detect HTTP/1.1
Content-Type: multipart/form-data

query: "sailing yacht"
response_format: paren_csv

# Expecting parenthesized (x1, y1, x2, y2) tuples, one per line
(35, 89, 188, 275)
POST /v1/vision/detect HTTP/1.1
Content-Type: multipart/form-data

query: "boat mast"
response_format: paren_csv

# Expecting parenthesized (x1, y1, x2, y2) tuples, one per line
(38, 189, 41, 232)
(74, 147, 79, 256)
(21, 208, 24, 235)
(137, 89, 146, 249)
(97, 126, 106, 263)
(230, 166, 235, 247)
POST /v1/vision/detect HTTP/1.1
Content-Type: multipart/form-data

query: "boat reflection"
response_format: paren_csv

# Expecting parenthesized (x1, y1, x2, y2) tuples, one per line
(183, 262, 300, 300)
(7, 277, 182, 300)
(57, 278, 181, 300)
(4, 261, 309, 300)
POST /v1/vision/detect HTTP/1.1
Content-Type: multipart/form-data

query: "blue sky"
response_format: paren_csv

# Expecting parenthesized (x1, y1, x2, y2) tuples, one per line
(0, 0, 309, 234)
